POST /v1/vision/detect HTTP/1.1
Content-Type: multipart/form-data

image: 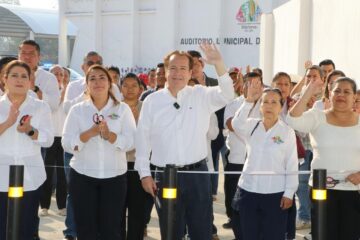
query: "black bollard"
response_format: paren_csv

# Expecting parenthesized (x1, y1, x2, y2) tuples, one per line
(312, 169, 327, 240)
(6, 165, 24, 240)
(162, 164, 177, 240)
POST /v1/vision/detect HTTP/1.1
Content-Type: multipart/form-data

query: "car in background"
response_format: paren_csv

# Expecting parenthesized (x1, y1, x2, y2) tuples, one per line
(40, 63, 83, 82)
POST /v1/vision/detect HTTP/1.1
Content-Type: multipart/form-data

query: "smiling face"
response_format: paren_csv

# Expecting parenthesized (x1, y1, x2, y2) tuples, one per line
(330, 81, 356, 112)
(18, 44, 40, 70)
(166, 54, 192, 95)
(4, 65, 30, 95)
(86, 68, 111, 99)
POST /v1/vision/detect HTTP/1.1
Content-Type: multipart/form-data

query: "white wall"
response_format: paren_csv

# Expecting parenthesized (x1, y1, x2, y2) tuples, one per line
(260, 0, 360, 85)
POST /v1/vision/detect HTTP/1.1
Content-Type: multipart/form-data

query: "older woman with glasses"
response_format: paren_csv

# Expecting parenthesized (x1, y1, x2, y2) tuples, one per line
(287, 77, 360, 240)
(231, 78, 298, 240)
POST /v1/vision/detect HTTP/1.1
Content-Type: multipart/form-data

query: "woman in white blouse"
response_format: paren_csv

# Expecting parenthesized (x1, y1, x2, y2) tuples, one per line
(231, 78, 298, 240)
(287, 77, 360, 240)
(0, 60, 54, 240)
(62, 65, 136, 240)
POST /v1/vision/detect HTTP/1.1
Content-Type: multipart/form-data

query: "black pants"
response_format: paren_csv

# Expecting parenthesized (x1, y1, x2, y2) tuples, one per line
(0, 189, 41, 240)
(69, 168, 127, 240)
(40, 137, 67, 209)
(311, 189, 360, 240)
(224, 163, 243, 219)
(121, 162, 146, 240)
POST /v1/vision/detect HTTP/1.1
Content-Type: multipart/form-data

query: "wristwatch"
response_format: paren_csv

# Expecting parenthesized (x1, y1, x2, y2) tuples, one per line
(33, 86, 40, 93)
(27, 127, 35, 137)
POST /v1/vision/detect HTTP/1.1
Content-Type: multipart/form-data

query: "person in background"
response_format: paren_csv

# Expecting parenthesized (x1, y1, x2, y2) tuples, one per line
(319, 59, 335, 80)
(139, 63, 166, 101)
(120, 73, 147, 240)
(107, 66, 121, 86)
(147, 68, 156, 90)
(312, 70, 345, 110)
(62, 65, 136, 240)
(0, 60, 54, 240)
(353, 89, 360, 114)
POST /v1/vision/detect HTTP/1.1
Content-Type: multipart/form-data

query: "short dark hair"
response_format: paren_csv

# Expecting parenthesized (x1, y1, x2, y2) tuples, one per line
(187, 50, 202, 59)
(306, 65, 324, 79)
(147, 68, 156, 75)
(272, 72, 291, 84)
(157, 63, 164, 68)
(164, 51, 194, 70)
(244, 72, 263, 84)
(319, 59, 335, 69)
(324, 70, 346, 98)
(121, 72, 141, 87)
(252, 68, 263, 77)
(107, 66, 120, 75)
(0, 56, 17, 72)
(83, 51, 103, 64)
(19, 40, 40, 53)
(333, 77, 357, 94)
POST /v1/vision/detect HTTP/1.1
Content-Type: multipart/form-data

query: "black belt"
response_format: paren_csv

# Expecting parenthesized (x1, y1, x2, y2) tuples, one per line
(155, 159, 206, 171)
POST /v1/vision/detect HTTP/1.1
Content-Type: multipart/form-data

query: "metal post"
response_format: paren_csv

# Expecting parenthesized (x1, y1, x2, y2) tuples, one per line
(162, 164, 177, 240)
(312, 168, 327, 240)
(6, 165, 24, 240)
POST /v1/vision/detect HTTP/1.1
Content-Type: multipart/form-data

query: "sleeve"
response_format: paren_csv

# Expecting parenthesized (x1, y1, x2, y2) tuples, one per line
(286, 108, 321, 133)
(61, 106, 85, 154)
(283, 129, 300, 199)
(134, 99, 153, 179)
(224, 97, 244, 129)
(203, 73, 235, 113)
(34, 102, 54, 148)
(113, 104, 136, 151)
(41, 73, 61, 112)
(207, 113, 219, 141)
(63, 81, 82, 114)
(231, 101, 258, 138)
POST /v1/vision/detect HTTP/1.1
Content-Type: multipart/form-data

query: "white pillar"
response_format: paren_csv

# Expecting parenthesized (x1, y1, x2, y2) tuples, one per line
(29, 31, 34, 40)
(297, 0, 312, 75)
(131, 0, 140, 68)
(58, 0, 68, 66)
(259, 13, 275, 86)
(94, 0, 102, 53)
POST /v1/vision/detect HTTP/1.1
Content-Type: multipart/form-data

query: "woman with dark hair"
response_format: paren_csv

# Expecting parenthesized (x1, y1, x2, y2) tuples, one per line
(231, 77, 298, 240)
(312, 70, 345, 110)
(62, 65, 136, 240)
(288, 77, 360, 240)
(0, 60, 54, 240)
(119, 72, 146, 240)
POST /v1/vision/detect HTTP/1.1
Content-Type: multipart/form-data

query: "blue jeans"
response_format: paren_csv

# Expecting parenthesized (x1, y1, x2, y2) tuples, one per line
(63, 152, 77, 237)
(155, 161, 212, 240)
(296, 150, 312, 222)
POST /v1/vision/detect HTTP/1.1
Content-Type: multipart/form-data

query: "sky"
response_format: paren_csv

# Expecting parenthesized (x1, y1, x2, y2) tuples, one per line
(19, 0, 58, 9)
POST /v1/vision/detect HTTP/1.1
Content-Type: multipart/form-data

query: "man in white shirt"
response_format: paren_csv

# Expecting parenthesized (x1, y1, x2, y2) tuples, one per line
(135, 44, 234, 239)
(63, 51, 122, 114)
(18, 40, 60, 112)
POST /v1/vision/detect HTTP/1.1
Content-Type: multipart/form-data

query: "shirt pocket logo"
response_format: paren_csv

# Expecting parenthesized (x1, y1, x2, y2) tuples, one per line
(272, 136, 284, 144)
(107, 113, 120, 120)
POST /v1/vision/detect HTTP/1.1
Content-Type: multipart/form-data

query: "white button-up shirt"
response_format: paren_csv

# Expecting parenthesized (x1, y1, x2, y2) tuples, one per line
(0, 94, 54, 192)
(135, 74, 234, 179)
(35, 68, 60, 111)
(232, 101, 298, 198)
(224, 96, 261, 164)
(62, 98, 136, 179)
(63, 78, 123, 114)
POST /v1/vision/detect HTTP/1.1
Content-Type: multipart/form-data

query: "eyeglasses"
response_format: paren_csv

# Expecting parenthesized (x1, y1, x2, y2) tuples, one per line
(93, 113, 104, 124)
(87, 61, 102, 66)
(326, 176, 345, 188)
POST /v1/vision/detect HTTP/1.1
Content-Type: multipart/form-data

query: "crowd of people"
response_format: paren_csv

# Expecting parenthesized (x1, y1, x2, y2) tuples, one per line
(0, 39, 359, 240)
